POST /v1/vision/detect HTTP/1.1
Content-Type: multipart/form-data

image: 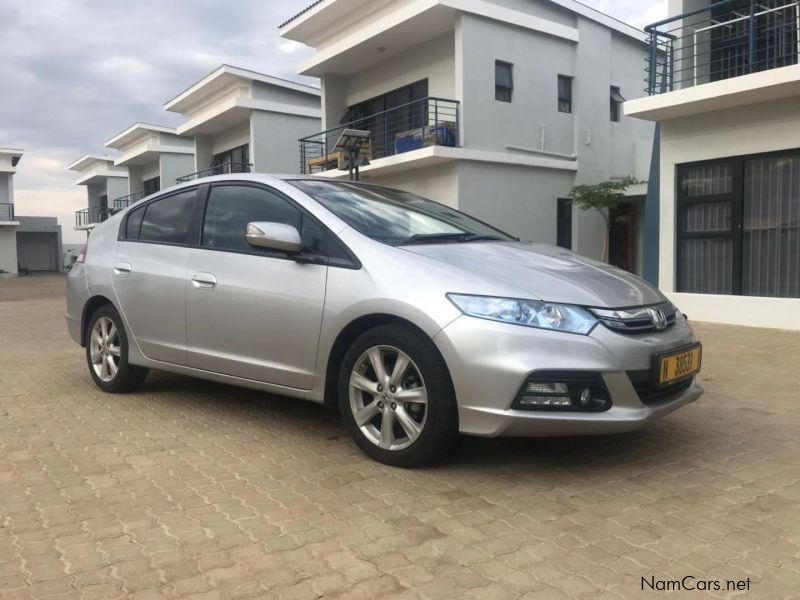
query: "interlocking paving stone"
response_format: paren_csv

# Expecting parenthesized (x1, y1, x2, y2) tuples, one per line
(1, 274, 799, 599)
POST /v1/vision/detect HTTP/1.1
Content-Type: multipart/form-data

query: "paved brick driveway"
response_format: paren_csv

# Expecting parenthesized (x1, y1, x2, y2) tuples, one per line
(1, 275, 799, 599)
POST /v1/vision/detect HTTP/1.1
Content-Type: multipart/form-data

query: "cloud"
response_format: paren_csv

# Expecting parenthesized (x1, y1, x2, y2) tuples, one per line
(0, 0, 665, 244)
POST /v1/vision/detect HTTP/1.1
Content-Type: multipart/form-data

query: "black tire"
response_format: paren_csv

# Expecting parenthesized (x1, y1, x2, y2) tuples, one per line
(85, 304, 148, 393)
(338, 324, 458, 467)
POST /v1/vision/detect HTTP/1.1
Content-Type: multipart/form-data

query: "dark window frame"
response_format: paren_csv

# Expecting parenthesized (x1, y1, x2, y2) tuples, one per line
(676, 148, 800, 298)
(142, 176, 160, 195)
(495, 60, 513, 103)
(557, 75, 573, 113)
(211, 143, 250, 168)
(610, 86, 625, 122)
(557, 197, 573, 249)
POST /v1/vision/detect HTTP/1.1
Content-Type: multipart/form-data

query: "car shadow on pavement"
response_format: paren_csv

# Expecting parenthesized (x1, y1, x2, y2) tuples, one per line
(140, 370, 704, 476)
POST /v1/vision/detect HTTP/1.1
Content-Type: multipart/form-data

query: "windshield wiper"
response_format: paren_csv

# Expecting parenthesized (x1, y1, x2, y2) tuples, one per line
(401, 232, 509, 245)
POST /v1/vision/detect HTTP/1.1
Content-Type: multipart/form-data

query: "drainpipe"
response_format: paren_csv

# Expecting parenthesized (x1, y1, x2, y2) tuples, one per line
(643, 123, 661, 286)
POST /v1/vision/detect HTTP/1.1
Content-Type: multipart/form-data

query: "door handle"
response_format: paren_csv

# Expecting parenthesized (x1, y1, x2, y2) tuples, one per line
(113, 262, 132, 275)
(191, 272, 217, 289)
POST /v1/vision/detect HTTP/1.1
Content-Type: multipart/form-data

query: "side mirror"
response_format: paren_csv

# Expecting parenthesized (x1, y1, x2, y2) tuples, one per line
(246, 222, 302, 253)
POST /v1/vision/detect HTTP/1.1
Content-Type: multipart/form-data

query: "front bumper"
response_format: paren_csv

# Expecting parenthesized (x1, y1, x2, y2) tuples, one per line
(434, 314, 703, 437)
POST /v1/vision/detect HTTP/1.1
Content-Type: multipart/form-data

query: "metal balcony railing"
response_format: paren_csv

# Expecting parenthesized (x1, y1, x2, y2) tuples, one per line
(645, 0, 800, 95)
(176, 162, 253, 183)
(299, 97, 460, 174)
(75, 206, 112, 228)
(0, 203, 13, 222)
(112, 191, 147, 210)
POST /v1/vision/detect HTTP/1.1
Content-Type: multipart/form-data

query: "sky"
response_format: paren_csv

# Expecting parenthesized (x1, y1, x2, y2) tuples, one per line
(0, 0, 666, 244)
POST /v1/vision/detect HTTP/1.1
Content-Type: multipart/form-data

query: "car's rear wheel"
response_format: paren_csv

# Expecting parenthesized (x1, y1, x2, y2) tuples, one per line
(338, 324, 458, 467)
(86, 305, 148, 393)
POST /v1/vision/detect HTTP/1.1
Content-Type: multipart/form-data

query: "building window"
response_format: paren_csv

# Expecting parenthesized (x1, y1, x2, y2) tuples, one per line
(212, 144, 250, 173)
(558, 75, 572, 113)
(557, 198, 572, 249)
(143, 176, 160, 195)
(677, 151, 800, 298)
(610, 86, 625, 122)
(495, 61, 513, 102)
(339, 80, 429, 160)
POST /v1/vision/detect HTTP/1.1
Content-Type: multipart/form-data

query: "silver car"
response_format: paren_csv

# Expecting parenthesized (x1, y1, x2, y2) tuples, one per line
(66, 174, 703, 466)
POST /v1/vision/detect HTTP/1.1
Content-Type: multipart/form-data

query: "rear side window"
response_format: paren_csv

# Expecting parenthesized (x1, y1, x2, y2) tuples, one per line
(125, 205, 145, 240)
(139, 190, 197, 244)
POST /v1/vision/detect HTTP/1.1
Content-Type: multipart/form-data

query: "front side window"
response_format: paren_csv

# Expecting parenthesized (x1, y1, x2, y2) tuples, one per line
(677, 152, 800, 298)
(138, 189, 197, 244)
(558, 75, 572, 113)
(495, 61, 513, 102)
(202, 185, 324, 255)
(610, 86, 625, 122)
(290, 180, 516, 246)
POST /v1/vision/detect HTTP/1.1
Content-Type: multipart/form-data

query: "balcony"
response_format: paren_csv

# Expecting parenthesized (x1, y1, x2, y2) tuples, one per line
(299, 97, 459, 175)
(112, 191, 147, 210)
(645, 0, 799, 95)
(0, 203, 14, 222)
(176, 162, 252, 183)
(75, 206, 112, 229)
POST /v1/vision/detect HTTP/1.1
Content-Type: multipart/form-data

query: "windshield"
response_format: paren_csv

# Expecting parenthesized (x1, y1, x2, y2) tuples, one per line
(290, 180, 517, 246)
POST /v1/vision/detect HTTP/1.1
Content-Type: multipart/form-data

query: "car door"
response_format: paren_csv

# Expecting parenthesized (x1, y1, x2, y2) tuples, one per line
(185, 183, 328, 389)
(112, 188, 199, 365)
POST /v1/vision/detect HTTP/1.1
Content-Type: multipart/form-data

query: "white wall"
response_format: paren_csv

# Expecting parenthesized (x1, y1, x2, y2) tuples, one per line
(659, 96, 800, 330)
(212, 121, 250, 156)
(250, 111, 322, 174)
(361, 162, 460, 208)
(0, 227, 18, 275)
(0, 173, 13, 204)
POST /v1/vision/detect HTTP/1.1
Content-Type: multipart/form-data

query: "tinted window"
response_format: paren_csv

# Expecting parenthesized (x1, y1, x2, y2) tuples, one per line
(125, 205, 145, 240)
(203, 185, 326, 254)
(139, 190, 197, 244)
(495, 61, 513, 102)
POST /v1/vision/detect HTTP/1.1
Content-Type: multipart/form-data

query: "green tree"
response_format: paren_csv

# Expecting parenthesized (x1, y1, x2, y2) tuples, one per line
(568, 177, 642, 263)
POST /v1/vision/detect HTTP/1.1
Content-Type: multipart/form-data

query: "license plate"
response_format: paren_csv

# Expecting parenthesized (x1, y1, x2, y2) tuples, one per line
(657, 344, 702, 386)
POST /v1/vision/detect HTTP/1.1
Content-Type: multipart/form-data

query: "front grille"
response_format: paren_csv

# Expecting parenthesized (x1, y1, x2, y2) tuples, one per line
(590, 302, 677, 334)
(627, 369, 694, 405)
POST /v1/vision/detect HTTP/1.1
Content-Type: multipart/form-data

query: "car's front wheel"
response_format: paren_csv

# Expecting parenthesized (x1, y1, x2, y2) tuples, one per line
(338, 324, 458, 467)
(86, 304, 148, 393)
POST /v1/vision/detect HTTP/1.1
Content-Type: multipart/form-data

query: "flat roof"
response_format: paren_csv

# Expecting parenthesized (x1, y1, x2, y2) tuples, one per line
(164, 64, 320, 114)
(105, 123, 177, 149)
(279, 0, 645, 43)
(67, 154, 117, 172)
(0, 147, 23, 167)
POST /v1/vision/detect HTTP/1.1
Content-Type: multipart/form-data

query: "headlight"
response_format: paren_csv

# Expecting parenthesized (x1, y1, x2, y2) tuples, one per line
(447, 294, 597, 335)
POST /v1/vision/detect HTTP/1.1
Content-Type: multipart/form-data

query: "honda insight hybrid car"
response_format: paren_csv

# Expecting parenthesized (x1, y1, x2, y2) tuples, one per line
(67, 175, 703, 466)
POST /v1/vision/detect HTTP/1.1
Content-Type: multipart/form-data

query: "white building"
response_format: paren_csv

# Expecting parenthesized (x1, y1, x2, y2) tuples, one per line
(279, 0, 655, 271)
(625, 0, 800, 330)
(0, 148, 63, 275)
(104, 123, 195, 208)
(164, 64, 322, 180)
(68, 155, 128, 231)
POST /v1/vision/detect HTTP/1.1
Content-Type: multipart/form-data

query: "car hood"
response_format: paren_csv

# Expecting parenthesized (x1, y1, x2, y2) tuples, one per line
(402, 241, 665, 308)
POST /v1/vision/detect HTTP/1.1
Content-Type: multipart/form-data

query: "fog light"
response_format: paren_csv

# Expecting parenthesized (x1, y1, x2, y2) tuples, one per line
(518, 395, 572, 407)
(525, 382, 568, 394)
(579, 388, 592, 407)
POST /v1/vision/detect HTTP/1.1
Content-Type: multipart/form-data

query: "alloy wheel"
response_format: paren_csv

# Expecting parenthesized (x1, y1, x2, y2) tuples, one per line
(348, 345, 428, 451)
(89, 316, 121, 382)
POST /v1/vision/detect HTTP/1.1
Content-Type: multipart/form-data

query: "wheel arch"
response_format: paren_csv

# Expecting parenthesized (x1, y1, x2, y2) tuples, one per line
(322, 313, 455, 410)
(80, 295, 116, 347)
